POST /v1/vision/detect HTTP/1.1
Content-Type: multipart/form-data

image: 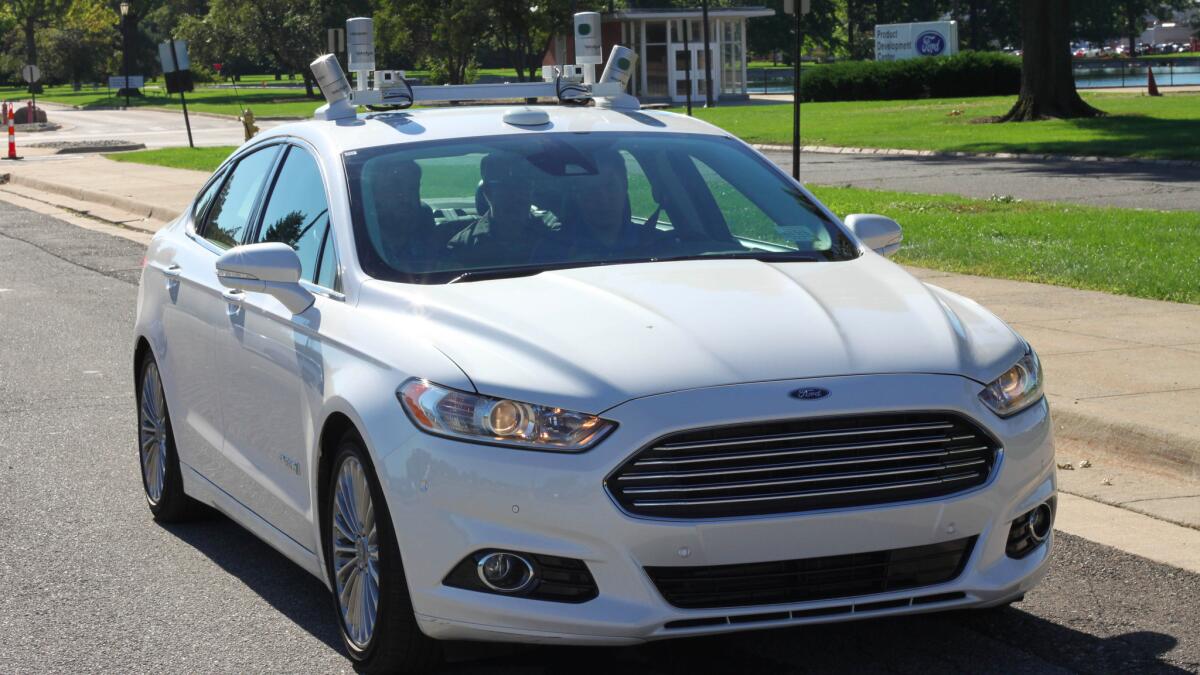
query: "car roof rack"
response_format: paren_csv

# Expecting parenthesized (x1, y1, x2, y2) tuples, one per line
(310, 13, 640, 121)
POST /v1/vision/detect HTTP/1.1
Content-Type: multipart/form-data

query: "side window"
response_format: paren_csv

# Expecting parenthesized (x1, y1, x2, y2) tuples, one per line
(202, 145, 281, 249)
(255, 146, 330, 281)
(191, 168, 227, 227)
(315, 228, 340, 291)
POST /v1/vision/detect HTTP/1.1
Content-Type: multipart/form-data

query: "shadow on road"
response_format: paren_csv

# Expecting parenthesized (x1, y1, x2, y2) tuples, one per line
(162, 516, 1189, 674)
(804, 146, 1200, 185)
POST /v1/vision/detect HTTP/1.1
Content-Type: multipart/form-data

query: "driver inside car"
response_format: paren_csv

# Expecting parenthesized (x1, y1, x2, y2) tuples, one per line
(446, 151, 559, 267)
(536, 149, 666, 263)
(364, 156, 438, 269)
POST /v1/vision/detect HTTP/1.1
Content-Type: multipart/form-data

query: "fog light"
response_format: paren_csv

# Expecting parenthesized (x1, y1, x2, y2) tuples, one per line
(1027, 503, 1053, 543)
(476, 552, 535, 593)
(1006, 498, 1055, 559)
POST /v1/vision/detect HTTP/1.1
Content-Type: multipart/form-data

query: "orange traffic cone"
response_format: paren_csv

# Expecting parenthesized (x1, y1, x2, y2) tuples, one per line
(1148, 67, 1162, 97)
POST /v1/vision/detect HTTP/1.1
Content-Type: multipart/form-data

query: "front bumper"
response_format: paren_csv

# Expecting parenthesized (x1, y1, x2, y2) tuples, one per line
(376, 374, 1055, 645)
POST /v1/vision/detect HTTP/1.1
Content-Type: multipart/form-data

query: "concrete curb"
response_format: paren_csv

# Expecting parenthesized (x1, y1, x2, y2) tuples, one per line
(753, 143, 1200, 169)
(0, 171, 181, 223)
(1053, 407, 1200, 481)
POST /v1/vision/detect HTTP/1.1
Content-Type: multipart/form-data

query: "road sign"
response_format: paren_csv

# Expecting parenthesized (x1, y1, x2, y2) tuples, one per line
(783, 0, 811, 15)
(158, 40, 190, 73)
(874, 21, 959, 61)
(328, 28, 345, 54)
(108, 75, 145, 89)
(21, 64, 40, 83)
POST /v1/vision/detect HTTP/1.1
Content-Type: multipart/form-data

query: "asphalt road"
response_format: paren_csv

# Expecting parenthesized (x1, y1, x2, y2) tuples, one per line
(1, 200, 1197, 674)
(22, 104, 285, 152)
(769, 150, 1200, 211)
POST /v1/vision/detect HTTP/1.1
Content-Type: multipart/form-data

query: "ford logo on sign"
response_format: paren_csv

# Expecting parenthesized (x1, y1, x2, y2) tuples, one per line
(791, 387, 831, 401)
(916, 31, 946, 56)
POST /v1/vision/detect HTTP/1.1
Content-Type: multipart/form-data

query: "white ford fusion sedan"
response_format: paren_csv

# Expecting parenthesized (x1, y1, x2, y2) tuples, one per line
(133, 104, 1055, 673)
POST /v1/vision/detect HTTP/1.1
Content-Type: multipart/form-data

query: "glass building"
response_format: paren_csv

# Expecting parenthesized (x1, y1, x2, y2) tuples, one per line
(544, 7, 773, 104)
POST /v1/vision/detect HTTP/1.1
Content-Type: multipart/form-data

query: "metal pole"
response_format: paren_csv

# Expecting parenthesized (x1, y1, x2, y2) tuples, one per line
(701, 0, 714, 107)
(792, 6, 801, 181)
(179, 91, 194, 148)
(685, 18, 693, 116)
(122, 14, 130, 109)
(169, 40, 194, 149)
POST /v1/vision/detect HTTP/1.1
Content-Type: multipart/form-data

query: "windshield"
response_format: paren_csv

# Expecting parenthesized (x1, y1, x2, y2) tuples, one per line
(343, 131, 858, 283)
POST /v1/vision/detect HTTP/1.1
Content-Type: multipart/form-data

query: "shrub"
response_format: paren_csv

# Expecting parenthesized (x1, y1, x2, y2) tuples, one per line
(799, 51, 1021, 102)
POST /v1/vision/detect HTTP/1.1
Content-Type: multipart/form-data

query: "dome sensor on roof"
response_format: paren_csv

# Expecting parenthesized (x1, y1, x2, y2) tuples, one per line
(502, 107, 551, 127)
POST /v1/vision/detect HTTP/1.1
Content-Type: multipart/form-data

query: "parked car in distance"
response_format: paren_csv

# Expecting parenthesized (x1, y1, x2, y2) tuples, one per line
(133, 99, 1056, 673)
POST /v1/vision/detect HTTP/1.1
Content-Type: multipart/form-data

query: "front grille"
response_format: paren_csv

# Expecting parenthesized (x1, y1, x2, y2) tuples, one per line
(606, 412, 998, 519)
(646, 537, 976, 609)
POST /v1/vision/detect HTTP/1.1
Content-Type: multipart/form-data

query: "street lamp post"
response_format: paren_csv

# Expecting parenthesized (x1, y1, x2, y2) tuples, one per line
(120, 2, 130, 109)
(701, 0, 714, 107)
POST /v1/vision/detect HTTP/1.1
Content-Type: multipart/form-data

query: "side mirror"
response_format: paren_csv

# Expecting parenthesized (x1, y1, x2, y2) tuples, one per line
(215, 242, 315, 314)
(845, 214, 903, 257)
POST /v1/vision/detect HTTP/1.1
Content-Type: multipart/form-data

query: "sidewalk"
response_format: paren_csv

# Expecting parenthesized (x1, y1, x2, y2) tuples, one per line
(3, 155, 1199, 525)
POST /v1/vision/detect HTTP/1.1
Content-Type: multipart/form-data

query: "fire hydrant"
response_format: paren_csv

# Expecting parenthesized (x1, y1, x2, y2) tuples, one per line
(240, 109, 259, 141)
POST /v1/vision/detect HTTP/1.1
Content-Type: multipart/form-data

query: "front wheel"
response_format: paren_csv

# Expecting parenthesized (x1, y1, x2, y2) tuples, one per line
(326, 433, 441, 673)
(136, 353, 199, 522)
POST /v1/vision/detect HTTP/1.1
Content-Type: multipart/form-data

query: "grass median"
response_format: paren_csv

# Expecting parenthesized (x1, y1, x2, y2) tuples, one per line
(691, 92, 1200, 160)
(813, 186, 1200, 305)
(100, 143, 1200, 305)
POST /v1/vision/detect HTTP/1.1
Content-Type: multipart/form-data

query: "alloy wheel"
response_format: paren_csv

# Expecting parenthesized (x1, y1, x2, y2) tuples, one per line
(331, 456, 381, 649)
(138, 362, 168, 504)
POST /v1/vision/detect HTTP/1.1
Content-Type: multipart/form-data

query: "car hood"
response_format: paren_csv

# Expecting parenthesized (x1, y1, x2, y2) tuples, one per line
(361, 256, 1024, 414)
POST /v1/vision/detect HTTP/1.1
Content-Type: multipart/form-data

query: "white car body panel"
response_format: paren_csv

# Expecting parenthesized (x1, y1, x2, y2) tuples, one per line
(133, 105, 1055, 646)
(360, 253, 1024, 414)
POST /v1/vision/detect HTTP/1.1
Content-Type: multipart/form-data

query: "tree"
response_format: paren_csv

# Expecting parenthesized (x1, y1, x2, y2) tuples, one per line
(489, 0, 570, 82)
(10, 0, 67, 65)
(39, 0, 118, 87)
(380, 0, 491, 84)
(1000, 0, 1103, 121)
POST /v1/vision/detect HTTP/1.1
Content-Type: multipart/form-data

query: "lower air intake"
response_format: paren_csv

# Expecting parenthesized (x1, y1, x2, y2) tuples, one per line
(646, 537, 976, 610)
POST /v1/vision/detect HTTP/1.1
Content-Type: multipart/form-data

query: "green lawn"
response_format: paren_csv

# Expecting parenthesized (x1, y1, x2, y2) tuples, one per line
(811, 186, 1200, 304)
(106, 146, 236, 172)
(691, 92, 1200, 160)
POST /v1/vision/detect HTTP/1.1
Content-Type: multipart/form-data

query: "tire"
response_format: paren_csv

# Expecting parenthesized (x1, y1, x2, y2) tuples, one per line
(325, 431, 441, 674)
(136, 352, 200, 522)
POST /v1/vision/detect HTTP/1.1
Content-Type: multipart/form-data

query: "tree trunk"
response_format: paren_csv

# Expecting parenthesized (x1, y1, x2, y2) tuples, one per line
(847, 0, 856, 59)
(1000, 0, 1104, 121)
(1126, 1, 1137, 56)
(303, 72, 316, 98)
(967, 0, 981, 50)
(24, 18, 37, 65)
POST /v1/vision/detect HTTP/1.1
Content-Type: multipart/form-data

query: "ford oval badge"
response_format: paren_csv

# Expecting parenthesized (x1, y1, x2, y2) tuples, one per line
(791, 387, 831, 401)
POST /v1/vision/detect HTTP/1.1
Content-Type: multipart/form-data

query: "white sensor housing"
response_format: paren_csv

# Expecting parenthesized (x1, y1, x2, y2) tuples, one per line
(346, 17, 375, 72)
(600, 45, 637, 90)
(573, 13, 603, 65)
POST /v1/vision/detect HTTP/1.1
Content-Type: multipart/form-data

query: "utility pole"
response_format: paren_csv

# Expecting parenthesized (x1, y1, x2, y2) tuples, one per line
(120, 2, 131, 109)
(786, 0, 810, 182)
(684, 19, 693, 116)
(701, 0, 714, 107)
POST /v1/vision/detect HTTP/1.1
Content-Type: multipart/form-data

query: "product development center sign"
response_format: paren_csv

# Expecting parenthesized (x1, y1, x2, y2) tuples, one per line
(875, 21, 959, 61)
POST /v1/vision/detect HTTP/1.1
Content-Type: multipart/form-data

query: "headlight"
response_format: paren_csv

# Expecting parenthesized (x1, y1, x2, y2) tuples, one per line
(397, 379, 615, 452)
(979, 349, 1044, 417)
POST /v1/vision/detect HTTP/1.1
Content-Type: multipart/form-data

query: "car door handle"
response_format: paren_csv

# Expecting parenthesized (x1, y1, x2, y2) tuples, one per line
(162, 264, 182, 279)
